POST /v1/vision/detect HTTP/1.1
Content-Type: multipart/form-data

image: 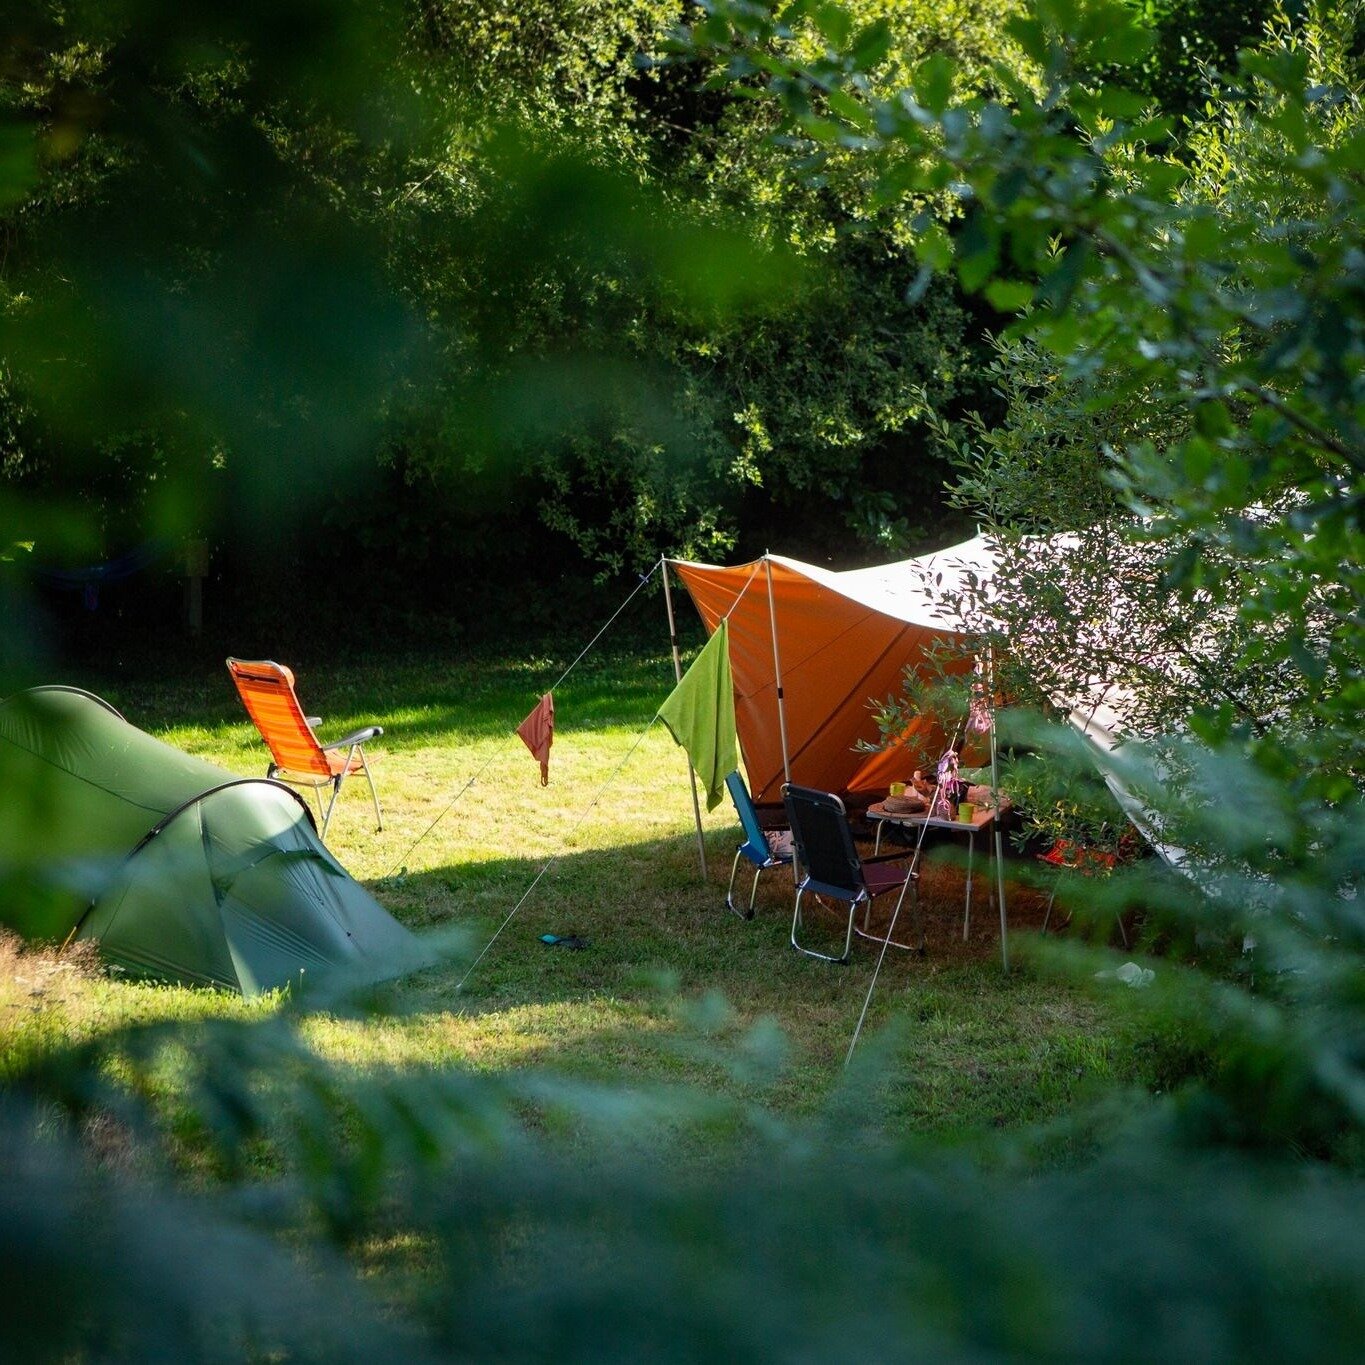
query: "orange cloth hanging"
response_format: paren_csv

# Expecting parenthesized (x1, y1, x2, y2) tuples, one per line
(516, 692, 555, 785)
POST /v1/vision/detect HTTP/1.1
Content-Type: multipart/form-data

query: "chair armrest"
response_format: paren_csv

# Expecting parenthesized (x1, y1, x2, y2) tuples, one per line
(323, 725, 383, 749)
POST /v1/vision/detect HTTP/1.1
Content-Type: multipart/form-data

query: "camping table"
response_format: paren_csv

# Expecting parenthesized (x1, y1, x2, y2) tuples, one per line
(865, 800, 1011, 942)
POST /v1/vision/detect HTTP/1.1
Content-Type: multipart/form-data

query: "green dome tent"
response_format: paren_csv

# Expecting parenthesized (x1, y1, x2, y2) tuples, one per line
(0, 686, 423, 996)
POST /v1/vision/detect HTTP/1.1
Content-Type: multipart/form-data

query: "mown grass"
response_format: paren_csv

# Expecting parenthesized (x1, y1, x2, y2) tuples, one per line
(2, 639, 1162, 1143)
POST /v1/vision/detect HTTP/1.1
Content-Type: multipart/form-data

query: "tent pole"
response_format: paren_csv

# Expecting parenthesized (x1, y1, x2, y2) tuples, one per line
(764, 554, 793, 790)
(988, 644, 1009, 971)
(662, 559, 709, 880)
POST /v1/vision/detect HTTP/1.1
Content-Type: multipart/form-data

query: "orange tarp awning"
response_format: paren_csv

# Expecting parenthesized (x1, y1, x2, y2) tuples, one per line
(670, 543, 995, 803)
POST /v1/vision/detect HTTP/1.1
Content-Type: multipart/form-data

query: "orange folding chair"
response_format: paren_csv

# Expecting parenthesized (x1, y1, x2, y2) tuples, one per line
(226, 658, 383, 837)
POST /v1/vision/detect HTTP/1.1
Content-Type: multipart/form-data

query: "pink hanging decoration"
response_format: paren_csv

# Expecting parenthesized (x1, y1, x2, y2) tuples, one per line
(932, 748, 960, 819)
(967, 661, 992, 735)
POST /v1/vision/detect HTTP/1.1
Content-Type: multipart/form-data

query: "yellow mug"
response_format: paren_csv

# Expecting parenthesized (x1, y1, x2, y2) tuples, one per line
(957, 801, 977, 823)
(888, 781, 906, 798)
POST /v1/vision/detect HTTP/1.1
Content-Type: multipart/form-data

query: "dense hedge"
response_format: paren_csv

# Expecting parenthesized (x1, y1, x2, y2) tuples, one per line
(0, 0, 1276, 651)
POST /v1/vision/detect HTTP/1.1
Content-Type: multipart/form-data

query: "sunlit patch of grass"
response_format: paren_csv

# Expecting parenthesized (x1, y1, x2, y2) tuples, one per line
(301, 999, 672, 1073)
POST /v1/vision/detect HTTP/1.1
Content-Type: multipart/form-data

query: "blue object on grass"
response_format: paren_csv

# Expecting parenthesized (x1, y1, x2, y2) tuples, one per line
(540, 934, 589, 949)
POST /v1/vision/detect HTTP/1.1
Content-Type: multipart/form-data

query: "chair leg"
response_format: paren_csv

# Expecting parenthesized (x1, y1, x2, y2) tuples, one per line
(1041, 870, 1072, 934)
(853, 877, 925, 953)
(321, 777, 342, 837)
(790, 885, 855, 965)
(358, 746, 383, 830)
(749, 865, 763, 915)
(725, 849, 754, 920)
(839, 902, 856, 964)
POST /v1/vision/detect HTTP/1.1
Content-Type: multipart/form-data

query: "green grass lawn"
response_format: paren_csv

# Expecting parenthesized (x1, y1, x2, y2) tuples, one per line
(2, 640, 1160, 1144)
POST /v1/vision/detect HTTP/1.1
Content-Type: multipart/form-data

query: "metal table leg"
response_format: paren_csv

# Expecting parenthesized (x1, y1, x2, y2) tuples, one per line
(987, 819, 996, 915)
(963, 828, 974, 941)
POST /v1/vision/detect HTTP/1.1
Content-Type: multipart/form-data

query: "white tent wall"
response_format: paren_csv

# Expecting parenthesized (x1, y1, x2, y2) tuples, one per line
(837, 537, 1192, 873)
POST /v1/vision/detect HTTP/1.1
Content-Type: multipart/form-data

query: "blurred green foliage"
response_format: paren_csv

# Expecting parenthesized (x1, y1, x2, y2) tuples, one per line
(5, 0, 1365, 1358)
(0, 1003, 1355, 1360)
(0, 0, 1291, 637)
(1117, 0, 1276, 118)
(0, 0, 1025, 636)
(938, 0, 1361, 856)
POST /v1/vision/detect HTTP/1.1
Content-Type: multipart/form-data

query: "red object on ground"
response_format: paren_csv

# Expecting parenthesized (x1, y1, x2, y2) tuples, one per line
(1038, 839, 1119, 873)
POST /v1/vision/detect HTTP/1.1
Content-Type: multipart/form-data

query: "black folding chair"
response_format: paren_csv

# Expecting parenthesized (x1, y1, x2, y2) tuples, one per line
(782, 784, 920, 964)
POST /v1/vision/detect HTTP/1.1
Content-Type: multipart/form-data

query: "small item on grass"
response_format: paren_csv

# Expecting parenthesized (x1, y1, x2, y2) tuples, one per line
(540, 933, 589, 950)
(1095, 962, 1154, 989)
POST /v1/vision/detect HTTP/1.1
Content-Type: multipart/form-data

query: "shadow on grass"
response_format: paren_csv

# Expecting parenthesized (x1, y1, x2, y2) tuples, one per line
(372, 824, 1078, 1022)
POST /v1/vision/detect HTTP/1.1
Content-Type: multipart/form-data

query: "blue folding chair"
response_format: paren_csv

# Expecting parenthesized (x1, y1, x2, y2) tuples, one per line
(782, 784, 920, 964)
(724, 771, 794, 920)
